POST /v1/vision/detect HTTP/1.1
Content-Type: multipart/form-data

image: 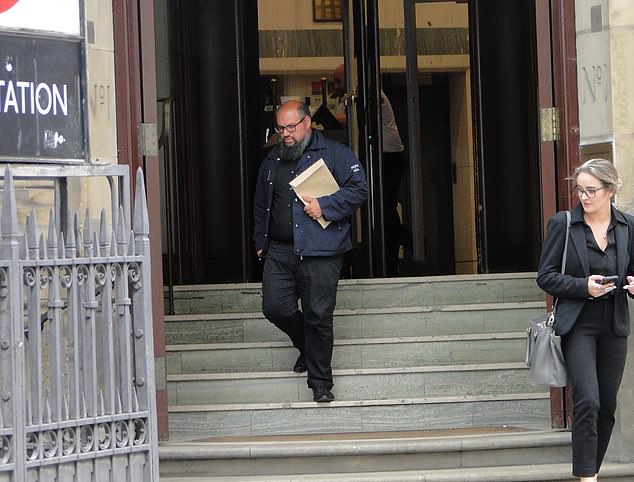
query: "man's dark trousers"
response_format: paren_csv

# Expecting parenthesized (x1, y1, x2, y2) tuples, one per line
(262, 241, 343, 390)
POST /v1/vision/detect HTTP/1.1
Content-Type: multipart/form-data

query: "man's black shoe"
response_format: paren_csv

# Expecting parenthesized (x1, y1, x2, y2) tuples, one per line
(293, 354, 307, 373)
(312, 387, 335, 402)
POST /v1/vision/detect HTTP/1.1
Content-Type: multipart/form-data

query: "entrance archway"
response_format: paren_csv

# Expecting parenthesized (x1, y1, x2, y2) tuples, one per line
(150, 0, 565, 284)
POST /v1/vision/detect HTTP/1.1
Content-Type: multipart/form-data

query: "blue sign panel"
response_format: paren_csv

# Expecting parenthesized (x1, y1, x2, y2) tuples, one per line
(0, 33, 85, 162)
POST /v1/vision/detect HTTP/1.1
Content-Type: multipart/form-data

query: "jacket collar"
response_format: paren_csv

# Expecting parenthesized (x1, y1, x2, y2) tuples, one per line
(569, 202, 629, 277)
(270, 130, 323, 160)
(305, 129, 325, 152)
(570, 201, 629, 226)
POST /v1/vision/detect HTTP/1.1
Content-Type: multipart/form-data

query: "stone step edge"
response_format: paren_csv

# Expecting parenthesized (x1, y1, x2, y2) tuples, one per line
(167, 361, 531, 382)
(159, 429, 569, 460)
(167, 391, 550, 413)
(158, 462, 634, 482)
(165, 301, 545, 322)
(166, 331, 526, 352)
(164, 272, 540, 292)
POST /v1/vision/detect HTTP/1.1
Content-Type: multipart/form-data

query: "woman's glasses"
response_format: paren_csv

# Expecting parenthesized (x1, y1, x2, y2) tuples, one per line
(574, 186, 605, 198)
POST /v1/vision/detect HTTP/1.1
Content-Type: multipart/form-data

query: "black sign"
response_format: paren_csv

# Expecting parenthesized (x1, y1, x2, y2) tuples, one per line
(0, 33, 85, 162)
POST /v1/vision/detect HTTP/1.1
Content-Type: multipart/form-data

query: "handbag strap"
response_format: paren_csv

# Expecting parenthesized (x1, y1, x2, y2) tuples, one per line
(552, 210, 571, 316)
(561, 210, 570, 275)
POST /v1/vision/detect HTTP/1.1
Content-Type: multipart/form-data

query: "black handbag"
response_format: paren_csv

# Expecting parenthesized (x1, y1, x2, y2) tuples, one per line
(526, 211, 570, 388)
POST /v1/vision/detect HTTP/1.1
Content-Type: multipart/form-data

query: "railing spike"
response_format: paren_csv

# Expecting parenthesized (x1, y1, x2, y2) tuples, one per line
(26, 209, 38, 255)
(133, 167, 150, 236)
(83, 209, 93, 257)
(120, 204, 128, 233)
(44, 397, 52, 424)
(63, 394, 69, 421)
(59, 232, 66, 259)
(39, 233, 46, 260)
(133, 387, 140, 412)
(66, 210, 76, 254)
(116, 205, 127, 248)
(74, 212, 81, 257)
(98, 390, 105, 417)
(81, 392, 87, 419)
(47, 209, 58, 258)
(116, 389, 122, 414)
(26, 396, 32, 426)
(77, 227, 84, 258)
(99, 209, 108, 254)
(128, 230, 135, 256)
(93, 231, 99, 257)
(1, 165, 18, 239)
(110, 231, 117, 256)
(20, 232, 27, 260)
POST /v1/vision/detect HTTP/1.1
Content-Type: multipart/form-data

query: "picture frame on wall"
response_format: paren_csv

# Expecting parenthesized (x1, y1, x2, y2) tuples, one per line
(313, 0, 343, 22)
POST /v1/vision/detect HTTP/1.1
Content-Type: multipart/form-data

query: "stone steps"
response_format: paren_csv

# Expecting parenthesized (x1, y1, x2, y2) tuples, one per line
(165, 282, 549, 440)
(165, 273, 544, 316)
(165, 301, 544, 344)
(166, 332, 528, 374)
(160, 428, 634, 481)
(168, 362, 542, 405)
(167, 392, 551, 440)
(161, 274, 604, 480)
(160, 430, 573, 479)
(159, 463, 634, 482)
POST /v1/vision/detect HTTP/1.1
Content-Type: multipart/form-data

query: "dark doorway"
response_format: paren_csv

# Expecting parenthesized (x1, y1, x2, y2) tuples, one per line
(383, 73, 455, 276)
(163, 0, 261, 283)
(157, 0, 545, 284)
(470, 0, 542, 272)
(419, 75, 455, 275)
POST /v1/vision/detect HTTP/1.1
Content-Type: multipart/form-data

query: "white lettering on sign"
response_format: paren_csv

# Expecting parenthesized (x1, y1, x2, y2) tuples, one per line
(581, 64, 610, 104)
(0, 79, 68, 116)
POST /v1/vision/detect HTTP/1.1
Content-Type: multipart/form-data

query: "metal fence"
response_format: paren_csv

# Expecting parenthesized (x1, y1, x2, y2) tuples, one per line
(0, 165, 158, 481)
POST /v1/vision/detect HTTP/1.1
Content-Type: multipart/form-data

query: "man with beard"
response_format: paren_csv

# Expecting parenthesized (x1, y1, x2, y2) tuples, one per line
(253, 100, 368, 402)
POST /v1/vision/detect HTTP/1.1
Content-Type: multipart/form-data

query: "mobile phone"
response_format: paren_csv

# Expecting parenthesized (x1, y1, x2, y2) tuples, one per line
(599, 275, 618, 285)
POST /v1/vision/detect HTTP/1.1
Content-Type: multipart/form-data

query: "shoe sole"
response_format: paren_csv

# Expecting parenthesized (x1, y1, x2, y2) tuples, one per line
(313, 390, 335, 402)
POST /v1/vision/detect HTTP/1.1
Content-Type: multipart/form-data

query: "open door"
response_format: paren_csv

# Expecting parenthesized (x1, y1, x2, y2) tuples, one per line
(534, 0, 580, 429)
(344, 0, 464, 278)
(112, 0, 168, 439)
(346, 0, 383, 277)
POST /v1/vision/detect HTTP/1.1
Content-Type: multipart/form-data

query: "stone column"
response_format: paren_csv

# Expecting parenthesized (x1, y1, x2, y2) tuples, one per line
(607, 0, 634, 464)
(608, 304, 634, 463)
(608, 0, 634, 215)
(575, 0, 634, 463)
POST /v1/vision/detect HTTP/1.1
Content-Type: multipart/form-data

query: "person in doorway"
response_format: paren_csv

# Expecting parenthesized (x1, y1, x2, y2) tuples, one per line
(332, 63, 408, 276)
(537, 158, 634, 481)
(253, 100, 368, 402)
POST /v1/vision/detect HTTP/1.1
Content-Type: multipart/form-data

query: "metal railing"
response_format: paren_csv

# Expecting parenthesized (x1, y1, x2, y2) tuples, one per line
(0, 165, 158, 481)
(158, 97, 180, 314)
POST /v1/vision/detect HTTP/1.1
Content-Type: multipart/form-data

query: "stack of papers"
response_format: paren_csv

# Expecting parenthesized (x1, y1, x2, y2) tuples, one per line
(289, 158, 340, 228)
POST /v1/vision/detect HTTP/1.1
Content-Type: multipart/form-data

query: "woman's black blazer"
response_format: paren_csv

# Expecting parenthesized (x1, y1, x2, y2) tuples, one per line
(537, 202, 634, 337)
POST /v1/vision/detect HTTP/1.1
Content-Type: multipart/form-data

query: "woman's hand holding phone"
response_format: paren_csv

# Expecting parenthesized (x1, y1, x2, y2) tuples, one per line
(589, 275, 617, 297)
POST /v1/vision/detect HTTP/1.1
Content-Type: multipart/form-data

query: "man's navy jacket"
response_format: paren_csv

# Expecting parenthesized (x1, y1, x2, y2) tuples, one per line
(253, 129, 368, 257)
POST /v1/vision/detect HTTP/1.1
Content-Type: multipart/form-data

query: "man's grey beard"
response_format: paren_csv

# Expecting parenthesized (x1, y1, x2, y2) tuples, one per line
(279, 133, 311, 161)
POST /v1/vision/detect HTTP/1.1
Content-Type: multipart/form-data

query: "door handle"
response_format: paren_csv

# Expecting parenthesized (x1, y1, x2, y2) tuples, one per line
(341, 90, 356, 106)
